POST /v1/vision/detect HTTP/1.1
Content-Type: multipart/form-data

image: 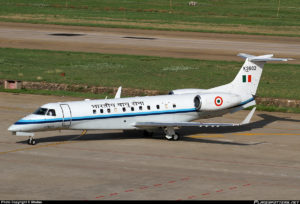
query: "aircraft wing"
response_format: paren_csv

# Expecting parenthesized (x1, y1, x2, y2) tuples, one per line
(134, 107, 256, 128)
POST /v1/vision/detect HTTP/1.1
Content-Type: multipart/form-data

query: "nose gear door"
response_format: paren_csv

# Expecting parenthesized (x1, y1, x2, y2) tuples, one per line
(60, 104, 72, 127)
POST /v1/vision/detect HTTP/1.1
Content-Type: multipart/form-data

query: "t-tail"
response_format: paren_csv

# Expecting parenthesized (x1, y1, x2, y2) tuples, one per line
(231, 53, 290, 96)
(209, 53, 292, 109)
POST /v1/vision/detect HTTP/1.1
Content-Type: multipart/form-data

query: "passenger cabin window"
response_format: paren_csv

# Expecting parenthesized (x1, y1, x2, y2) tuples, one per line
(131, 107, 134, 112)
(33, 108, 48, 115)
(147, 105, 151, 110)
(156, 105, 160, 109)
(47, 109, 56, 116)
(122, 107, 126, 112)
(173, 104, 176, 108)
(139, 106, 142, 111)
(107, 108, 111, 113)
(93, 109, 96, 114)
(100, 109, 103, 114)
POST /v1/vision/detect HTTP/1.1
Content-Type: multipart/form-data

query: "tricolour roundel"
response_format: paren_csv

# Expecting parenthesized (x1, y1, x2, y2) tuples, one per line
(214, 96, 223, 106)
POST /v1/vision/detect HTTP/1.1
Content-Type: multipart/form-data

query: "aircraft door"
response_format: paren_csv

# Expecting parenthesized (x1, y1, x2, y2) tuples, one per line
(60, 104, 72, 127)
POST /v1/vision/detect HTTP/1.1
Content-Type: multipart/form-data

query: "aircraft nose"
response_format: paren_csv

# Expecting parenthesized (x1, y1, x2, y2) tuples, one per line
(8, 124, 18, 132)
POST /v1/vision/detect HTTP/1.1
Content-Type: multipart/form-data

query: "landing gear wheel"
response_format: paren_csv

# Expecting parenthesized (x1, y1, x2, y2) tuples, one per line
(27, 138, 37, 145)
(31, 139, 36, 145)
(164, 132, 180, 141)
(165, 134, 173, 141)
(164, 127, 181, 141)
(172, 133, 180, 141)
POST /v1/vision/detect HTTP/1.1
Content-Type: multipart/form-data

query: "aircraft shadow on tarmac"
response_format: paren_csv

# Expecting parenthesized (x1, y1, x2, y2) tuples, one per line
(17, 113, 300, 146)
(181, 113, 300, 134)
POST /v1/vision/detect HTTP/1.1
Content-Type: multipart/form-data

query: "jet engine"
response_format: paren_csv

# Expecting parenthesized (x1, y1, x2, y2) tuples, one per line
(194, 93, 242, 111)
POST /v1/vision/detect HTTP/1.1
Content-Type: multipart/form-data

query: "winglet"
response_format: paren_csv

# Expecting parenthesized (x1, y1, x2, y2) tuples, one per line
(241, 107, 256, 125)
(115, 86, 122, 99)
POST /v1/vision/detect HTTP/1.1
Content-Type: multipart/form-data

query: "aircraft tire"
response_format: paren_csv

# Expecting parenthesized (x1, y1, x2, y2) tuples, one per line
(165, 133, 180, 141)
(165, 135, 173, 141)
(173, 133, 180, 141)
(31, 139, 36, 145)
(28, 138, 36, 145)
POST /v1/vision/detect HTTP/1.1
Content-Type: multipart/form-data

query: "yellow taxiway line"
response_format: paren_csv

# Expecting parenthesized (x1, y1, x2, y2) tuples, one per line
(187, 132, 300, 139)
(187, 134, 225, 139)
(232, 133, 300, 136)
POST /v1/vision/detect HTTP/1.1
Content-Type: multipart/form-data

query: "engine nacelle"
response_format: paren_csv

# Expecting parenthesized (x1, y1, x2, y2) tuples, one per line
(194, 93, 242, 111)
(169, 88, 206, 95)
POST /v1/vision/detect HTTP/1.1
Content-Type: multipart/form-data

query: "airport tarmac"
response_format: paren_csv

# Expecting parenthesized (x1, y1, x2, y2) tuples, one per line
(0, 22, 300, 63)
(0, 92, 300, 200)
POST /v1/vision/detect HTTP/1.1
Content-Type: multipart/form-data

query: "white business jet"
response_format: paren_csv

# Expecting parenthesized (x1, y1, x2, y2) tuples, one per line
(8, 53, 290, 145)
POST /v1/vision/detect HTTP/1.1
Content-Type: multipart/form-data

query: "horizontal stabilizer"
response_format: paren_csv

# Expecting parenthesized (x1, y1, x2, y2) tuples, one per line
(238, 53, 293, 62)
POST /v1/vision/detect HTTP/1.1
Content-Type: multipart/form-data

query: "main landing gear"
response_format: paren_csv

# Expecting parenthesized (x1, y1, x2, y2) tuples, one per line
(27, 137, 37, 145)
(141, 128, 181, 141)
(164, 127, 180, 141)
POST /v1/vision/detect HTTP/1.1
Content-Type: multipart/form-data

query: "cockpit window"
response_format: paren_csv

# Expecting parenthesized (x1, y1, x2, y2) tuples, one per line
(33, 108, 48, 115)
(47, 109, 56, 116)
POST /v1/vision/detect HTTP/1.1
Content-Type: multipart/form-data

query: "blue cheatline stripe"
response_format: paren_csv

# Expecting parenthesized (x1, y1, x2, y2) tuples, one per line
(229, 97, 254, 110)
(14, 108, 197, 125)
(236, 97, 254, 106)
(14, 97, 255, 125)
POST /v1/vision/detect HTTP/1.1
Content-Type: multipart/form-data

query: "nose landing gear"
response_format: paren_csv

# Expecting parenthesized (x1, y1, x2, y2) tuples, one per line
(27, 137, 37, 145)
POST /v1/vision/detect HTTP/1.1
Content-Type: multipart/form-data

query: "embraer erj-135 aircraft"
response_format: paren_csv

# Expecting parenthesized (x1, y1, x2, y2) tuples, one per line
(8, 53, 290, 145)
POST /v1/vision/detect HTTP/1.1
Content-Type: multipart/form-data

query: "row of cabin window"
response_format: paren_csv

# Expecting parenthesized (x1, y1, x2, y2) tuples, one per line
(92, 104, 177, 114)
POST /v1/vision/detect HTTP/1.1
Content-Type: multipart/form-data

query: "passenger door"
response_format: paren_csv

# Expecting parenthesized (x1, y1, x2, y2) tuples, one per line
(60, 104, 72, 127)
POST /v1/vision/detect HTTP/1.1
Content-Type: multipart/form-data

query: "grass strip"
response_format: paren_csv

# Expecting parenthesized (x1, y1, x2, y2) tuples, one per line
(1, 47, 299, 100)
(1, 0, 300, 37)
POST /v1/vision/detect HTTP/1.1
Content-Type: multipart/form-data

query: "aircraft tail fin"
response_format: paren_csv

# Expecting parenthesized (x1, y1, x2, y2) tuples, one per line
(230, 53, 291, 96)
(209, 53, 291, 97)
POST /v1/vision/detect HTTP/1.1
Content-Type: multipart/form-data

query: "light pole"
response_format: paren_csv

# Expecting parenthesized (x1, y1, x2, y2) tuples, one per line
(277, 0, 281, 17)
(169, 0, 173, 13)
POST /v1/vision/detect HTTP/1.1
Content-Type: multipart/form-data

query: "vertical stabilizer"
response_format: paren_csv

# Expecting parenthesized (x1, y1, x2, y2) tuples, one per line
(230, 58, 264, 96)
(209, 53, 291, 97)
